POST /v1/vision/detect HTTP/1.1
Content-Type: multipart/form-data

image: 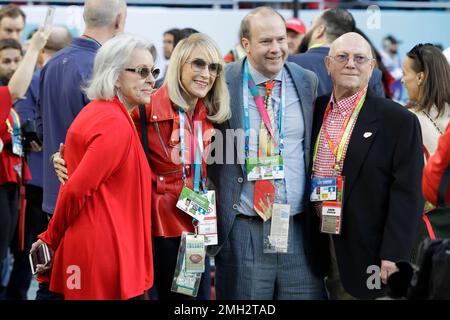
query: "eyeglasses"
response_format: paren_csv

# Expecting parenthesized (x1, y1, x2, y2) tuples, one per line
(328, 54, 374, 66)
(125, 66, 160, 79)
(186, 58, 222, 77)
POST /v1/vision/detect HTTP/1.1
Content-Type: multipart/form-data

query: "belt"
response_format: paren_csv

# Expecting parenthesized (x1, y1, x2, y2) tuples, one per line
(236, 212, 303, 221)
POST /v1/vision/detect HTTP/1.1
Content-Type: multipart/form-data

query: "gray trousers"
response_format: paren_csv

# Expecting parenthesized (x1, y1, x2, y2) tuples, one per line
(215, 214, 326, 300)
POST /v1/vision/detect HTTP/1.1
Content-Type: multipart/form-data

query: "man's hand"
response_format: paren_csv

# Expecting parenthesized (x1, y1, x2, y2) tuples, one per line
(53, 143, 68, 184)
(380, 259, 399, 285)
(30, 140, 42, 152)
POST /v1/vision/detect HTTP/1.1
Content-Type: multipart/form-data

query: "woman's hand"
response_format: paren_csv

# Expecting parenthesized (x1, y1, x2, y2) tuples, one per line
(28, 27, 51, 53)
(53, 143, 68, 184)
(30, 239, 54, 274)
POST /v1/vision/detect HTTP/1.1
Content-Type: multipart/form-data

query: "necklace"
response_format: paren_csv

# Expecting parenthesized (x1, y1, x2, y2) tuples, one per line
(422, 110, 444, 135)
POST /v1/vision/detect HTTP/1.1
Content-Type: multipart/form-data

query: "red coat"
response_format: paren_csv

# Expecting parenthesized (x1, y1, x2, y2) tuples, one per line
(423, 123, 450, 205)
(38, 97, 153, 300)
(0, 86, 12, 135)
(132, 85, 215, 237)
(0, 86, 31, 185)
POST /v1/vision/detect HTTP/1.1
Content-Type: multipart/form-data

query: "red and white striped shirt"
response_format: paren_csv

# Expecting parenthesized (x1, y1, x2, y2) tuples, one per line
(312, 88, 366, 214)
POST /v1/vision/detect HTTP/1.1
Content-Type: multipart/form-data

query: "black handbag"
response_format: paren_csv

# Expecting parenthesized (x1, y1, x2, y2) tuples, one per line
(138, 104, 150, 163)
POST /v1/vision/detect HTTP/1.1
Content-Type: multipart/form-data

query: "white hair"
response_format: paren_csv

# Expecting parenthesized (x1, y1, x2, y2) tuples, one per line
(83, 0, 126, 28)
(85, 33, 153, 101)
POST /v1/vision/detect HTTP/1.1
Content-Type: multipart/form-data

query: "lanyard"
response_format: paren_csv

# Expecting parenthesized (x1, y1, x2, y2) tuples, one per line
(5, 108, 21, 135)
(179, 109, 207, 193)
(242, 60, 286, 158)
(312, 88, 368, 174)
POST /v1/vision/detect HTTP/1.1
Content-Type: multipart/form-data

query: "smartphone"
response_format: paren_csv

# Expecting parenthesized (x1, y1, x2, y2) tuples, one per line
(29, 243, 51, 275)
(43, 7, 55, 34)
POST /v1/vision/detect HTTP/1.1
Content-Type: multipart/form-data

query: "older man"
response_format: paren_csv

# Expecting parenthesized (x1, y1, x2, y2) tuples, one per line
(208, 7, 325, 300)
(305, 32, 424, 299)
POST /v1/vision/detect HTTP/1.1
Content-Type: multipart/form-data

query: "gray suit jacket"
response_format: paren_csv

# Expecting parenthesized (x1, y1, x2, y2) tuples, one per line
(207, 58, 318, 256)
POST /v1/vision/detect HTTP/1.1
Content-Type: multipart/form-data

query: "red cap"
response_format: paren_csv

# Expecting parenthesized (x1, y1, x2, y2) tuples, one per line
(286, 17, 306, 34)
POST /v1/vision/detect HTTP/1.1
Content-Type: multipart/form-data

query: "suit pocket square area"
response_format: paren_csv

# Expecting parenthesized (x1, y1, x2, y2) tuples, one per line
(363, 132, 373, 138)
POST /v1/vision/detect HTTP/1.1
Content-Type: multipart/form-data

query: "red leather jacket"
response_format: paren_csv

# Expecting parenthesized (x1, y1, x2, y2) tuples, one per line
(132, 85, 215, 237)
(423, 123, 450, 205)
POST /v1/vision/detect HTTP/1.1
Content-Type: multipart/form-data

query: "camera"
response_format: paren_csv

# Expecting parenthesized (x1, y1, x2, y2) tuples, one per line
(21, 119, 42, 151)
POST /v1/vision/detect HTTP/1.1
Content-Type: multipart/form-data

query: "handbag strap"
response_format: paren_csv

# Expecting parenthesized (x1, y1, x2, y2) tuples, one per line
(138, 104, 151, 163)
(437, 163, 450, 207)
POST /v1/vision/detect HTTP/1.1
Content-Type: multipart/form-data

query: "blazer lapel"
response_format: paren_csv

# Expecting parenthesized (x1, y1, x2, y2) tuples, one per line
(226, 59, 245, 174)
(341, 95, 378, 202)
(286, 62, 313, 172)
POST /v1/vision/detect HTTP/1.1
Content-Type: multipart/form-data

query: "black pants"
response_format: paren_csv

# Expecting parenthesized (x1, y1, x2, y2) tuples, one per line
(0, 183, 19, 269)
(35, 283, 63, 300)
(7, 185, 48, 300)
(153, 236, 211, 300)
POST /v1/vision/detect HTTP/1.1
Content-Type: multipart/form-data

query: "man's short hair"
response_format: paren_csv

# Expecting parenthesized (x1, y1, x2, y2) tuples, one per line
(83, 0, 126, 28)
(45, 27, 73, 52)
(318, 8, 355, 42)
(239, 6, 285, 41)
(0, 4, 26, 24)
(0, 38, 22, 55)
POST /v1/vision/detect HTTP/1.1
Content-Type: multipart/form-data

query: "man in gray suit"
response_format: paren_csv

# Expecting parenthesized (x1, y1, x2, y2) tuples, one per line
(208, 7, 325, 299)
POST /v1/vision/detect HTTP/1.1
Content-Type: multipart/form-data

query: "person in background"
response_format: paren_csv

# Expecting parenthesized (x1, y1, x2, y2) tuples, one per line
(155, 28, 180, 89)
(380, 35, 403, 101)
(0, 39, 22, 85)
(5, 27, 72, 300)
(402, 43, 450, 162)
(0, 28, 49, 299)
(179, 27, 199, 39)
(31, 34, 155, 300)
(402, 43, 450, 248)
(163, 28, 180, 61)
(286, 17, 306, 56)
(0, 4, 25, 42)
(155, 28, 199, 88)
(288, 8, 385, 98)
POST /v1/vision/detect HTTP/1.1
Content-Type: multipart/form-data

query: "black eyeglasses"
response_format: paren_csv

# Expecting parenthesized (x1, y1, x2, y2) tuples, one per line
(186, 58, 222, 77)
(328, 54, 374, 66)
(125, 66, 160, 79)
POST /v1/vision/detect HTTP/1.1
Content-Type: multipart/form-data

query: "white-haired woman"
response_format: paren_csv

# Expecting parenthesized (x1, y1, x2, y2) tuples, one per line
(131, 33, 230, 300)
(30, 34, 157, 300)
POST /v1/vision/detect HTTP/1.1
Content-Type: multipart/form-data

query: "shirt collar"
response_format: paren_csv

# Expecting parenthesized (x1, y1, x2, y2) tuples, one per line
(248, 61, 283, 86)
(330, 87, 365, 115)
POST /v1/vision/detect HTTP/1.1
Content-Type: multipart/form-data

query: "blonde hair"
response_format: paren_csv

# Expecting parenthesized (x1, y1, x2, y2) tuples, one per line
(165, 33, 231, 124)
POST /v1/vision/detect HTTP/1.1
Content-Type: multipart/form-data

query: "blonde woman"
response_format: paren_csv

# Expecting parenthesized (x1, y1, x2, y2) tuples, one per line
(52, 33, 231, 300)
(132, 33, 230, 300)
